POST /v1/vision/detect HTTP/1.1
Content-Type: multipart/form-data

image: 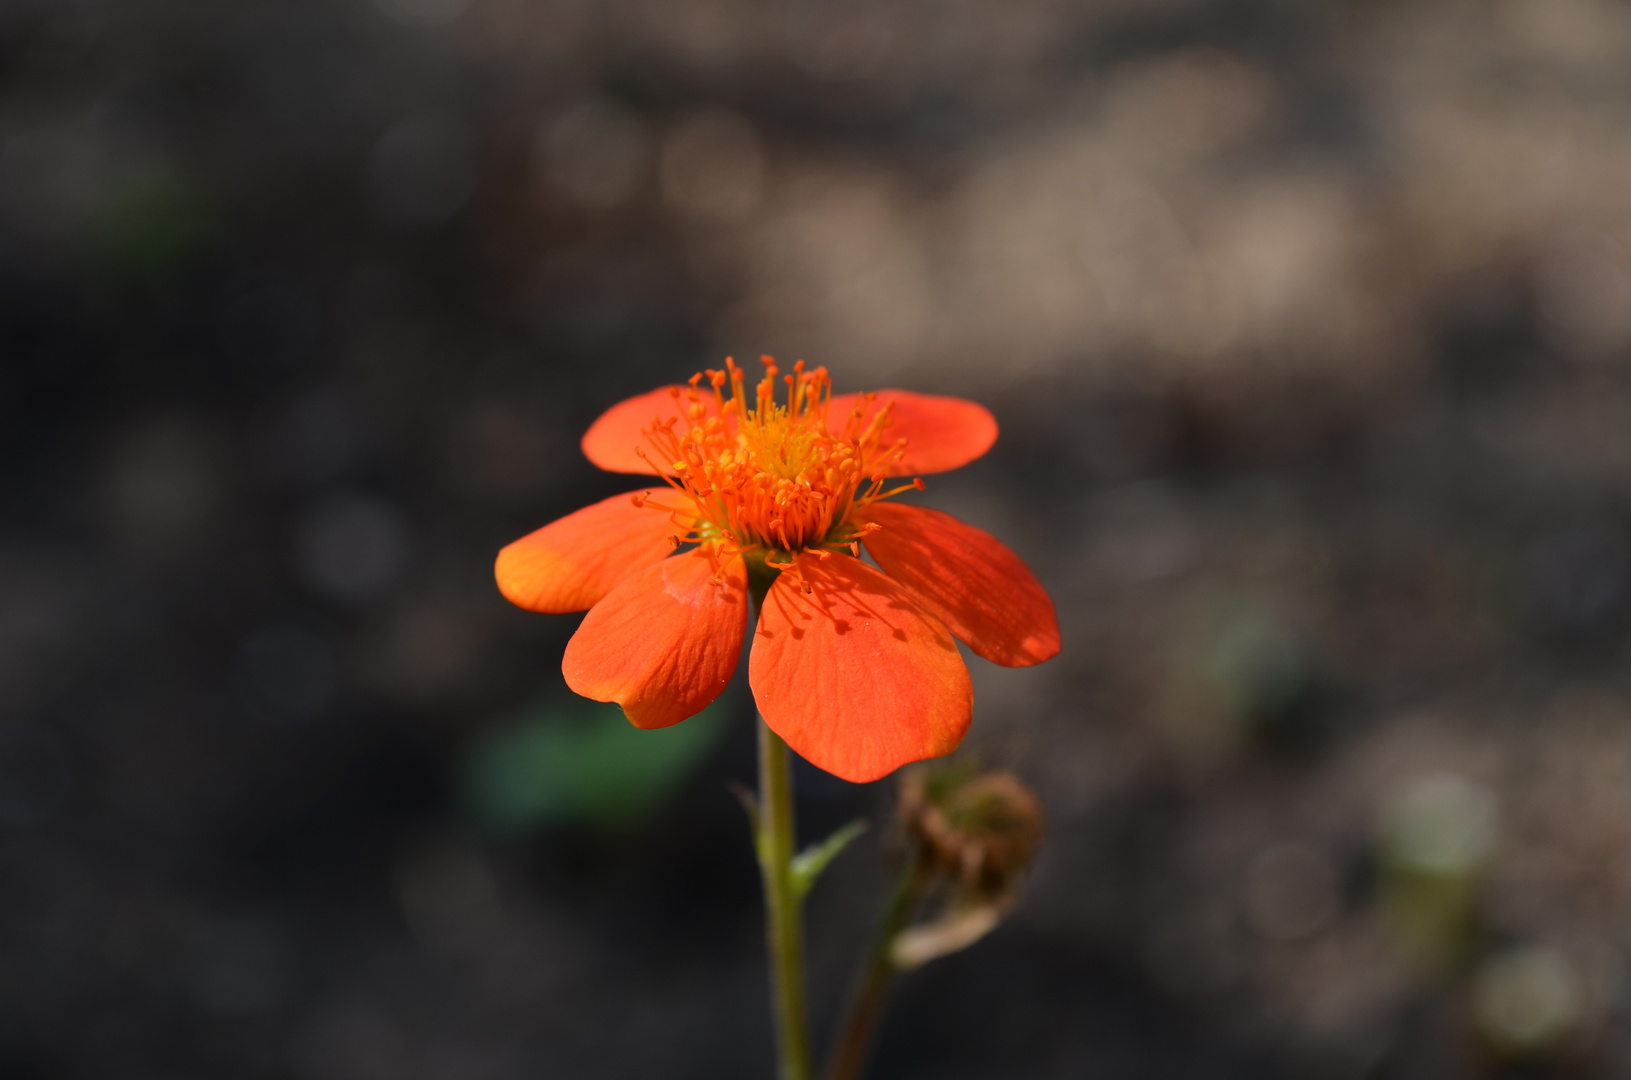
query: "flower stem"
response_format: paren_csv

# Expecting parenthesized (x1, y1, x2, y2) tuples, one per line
(757, 717, 811, 1080)
(822, 850, 929, 1080)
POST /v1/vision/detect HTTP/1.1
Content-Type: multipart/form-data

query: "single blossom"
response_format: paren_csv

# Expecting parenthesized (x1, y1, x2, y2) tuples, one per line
(495, 358, 1059, 782)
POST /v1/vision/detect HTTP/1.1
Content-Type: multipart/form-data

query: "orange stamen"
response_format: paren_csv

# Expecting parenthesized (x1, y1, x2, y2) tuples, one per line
(634, 357, 913, 566)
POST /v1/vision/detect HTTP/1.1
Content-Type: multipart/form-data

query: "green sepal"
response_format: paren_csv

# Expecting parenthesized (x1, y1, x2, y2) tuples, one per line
(789, 819, 868, 900)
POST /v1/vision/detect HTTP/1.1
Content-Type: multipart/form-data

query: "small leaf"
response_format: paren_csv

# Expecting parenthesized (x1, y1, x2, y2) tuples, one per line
(790, 819, 868, 899)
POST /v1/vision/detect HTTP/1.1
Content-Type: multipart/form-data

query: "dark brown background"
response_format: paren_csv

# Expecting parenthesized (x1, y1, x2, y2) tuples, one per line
(4, 0, 1631, 1076)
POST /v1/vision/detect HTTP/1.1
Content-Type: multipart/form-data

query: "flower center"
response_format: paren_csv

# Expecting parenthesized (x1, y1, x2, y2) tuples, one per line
(637, 357, 919, 564)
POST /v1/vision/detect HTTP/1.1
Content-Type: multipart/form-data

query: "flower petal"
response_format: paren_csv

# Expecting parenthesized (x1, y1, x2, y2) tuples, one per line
(563, 549, 749, 729)
(859, 503, 1060, 667)
(827, 390, 997, 476)
(495, 490, 682, 614)
(581, 385, 731, 474)
(750, 552, 972, 783)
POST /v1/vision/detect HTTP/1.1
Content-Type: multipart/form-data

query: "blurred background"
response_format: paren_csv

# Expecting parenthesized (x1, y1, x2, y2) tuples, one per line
(5, 0, 1631, 1076)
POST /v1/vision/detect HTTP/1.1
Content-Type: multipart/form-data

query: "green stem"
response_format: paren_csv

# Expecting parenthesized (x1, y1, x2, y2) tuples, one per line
(757, 719, 811, 1080)
(822, 850, 929, 1080)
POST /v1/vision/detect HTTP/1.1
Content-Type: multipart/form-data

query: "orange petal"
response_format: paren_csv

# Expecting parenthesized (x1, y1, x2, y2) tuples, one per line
(859, 503, 1060, 667)
(827, 390, 997, 476)
(750, 552, 972, 783)
(495, 490, 681, 614)
(563, 549, 749, 729)
(581, 385, 732, 474)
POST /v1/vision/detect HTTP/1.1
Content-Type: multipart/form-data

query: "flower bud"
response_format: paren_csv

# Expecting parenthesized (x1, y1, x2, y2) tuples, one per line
(897, 763, 1045, 905)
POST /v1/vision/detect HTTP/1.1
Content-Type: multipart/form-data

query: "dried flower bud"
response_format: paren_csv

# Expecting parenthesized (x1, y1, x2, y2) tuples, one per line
(897, 763, 1045, 904)
(889, 764, 1045, 970)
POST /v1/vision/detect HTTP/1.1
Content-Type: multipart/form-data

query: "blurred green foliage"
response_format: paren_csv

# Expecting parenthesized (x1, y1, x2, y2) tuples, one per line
(461, 693, 735, 832)
(1378, 772, 1498, 971)
(96, 171, 213, 274)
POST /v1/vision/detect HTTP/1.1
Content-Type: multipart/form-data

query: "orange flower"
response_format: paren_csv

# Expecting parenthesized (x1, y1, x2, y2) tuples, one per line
(495, 358, 1059, 783)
